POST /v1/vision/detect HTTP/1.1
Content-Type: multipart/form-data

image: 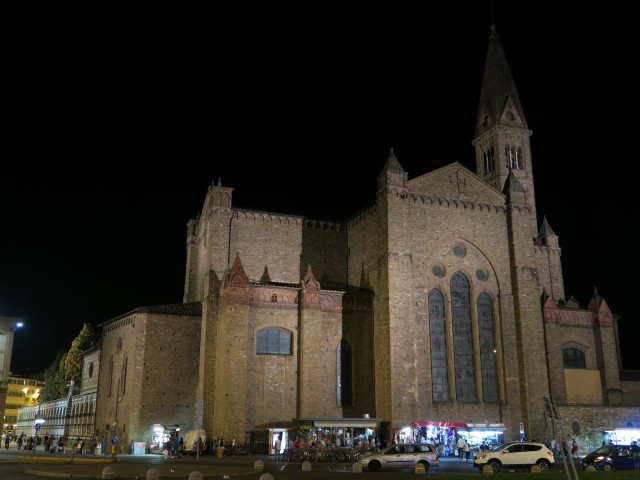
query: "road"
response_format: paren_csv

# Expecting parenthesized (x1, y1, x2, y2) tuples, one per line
(0, 449, 483, 480)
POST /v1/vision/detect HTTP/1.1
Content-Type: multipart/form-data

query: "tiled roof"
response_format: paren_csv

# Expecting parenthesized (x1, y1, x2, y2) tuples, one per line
(99, 302, 202, 327)
(134, 302, 202, 316)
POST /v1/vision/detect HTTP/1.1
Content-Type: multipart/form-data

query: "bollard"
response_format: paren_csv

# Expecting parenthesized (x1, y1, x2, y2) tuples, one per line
(101, 466, 115, 480)
(259, 474, 275, 480)
(482, 465, 494, 474)
(352, 462, 363, 472)
(146, 467, 160, 480)
(254, 459, 264, 471)
(530, 465, 541, 473)
(585, 466, 597, 472)
(415, 463, 426, 475)
(189, 472, 203, 480)
(301, 460, 312, 471)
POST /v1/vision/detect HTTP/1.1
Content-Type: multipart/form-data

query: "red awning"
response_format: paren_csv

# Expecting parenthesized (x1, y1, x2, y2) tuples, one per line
(411, 421, 468, 428)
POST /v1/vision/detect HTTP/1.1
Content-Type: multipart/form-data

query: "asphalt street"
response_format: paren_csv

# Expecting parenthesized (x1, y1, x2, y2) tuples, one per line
(0, 447, 483, 480)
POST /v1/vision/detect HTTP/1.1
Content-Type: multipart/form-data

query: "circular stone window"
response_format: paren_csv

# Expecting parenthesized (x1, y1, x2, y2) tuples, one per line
(476, 269, 488, 281)
(431, 264, 445, 277)
(453, 244, 466, 258)
(571, 421, 580, 435)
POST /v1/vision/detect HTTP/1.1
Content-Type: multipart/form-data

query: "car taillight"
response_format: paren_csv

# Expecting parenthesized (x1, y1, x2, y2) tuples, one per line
(548, 451, 554, 458)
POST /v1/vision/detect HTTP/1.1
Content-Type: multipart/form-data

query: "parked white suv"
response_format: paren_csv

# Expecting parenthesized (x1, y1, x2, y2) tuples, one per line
(473, 441, 555, 472)
(360, 443, 440, 472)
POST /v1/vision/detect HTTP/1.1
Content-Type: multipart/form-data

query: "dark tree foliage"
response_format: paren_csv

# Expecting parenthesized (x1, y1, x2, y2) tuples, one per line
(41, 349, 67, 401)
(40, 323, 99, 401)
(64, 323, 99, 386)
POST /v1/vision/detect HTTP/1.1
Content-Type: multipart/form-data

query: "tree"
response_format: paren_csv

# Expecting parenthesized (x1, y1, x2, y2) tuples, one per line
(40, 323, 99, 401)
(41, 349, 67, 401)
(63, 323, 99, 386)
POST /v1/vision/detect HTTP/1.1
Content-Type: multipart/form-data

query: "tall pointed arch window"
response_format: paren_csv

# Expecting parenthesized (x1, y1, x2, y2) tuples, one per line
(429, 288, 449, 401)
(451, 271, 476, 401)
(121, 356, 128, 395)
(478, 292, 498, 402)
(337, 340, 353, 406)
(108, 359, 114, 397)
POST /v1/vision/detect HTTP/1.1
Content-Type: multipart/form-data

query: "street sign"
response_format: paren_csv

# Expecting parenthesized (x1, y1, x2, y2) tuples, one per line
(35, 423, 42, 431)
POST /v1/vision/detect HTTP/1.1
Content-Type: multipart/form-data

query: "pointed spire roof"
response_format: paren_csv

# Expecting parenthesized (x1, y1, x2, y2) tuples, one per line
(227, 253, 249, 286)
(476, 24, 528, 136)
(502, 169, 525, 193)
(302, 264, 320, 292)
(380, 147, 404, 174)
(539, 216, 556, 236)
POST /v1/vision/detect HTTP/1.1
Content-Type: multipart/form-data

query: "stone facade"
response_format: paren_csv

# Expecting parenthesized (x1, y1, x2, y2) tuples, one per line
(93, 304, 201, 451)
(76, 24, 640, 452)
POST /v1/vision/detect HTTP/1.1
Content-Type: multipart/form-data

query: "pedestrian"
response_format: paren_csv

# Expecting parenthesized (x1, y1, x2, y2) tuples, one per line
(4, 434, 11, 449)
(274, 436, 282, 455)
(630, 440, 640, 470)
(550, 438, 557, 456)
(464, 439, 471, 461)
(230, 435, 237, 456)
(561, 438, 569, 458)
(179, 436, 184, 457)
(456, 436, 465, 459)
(58, 436, 65, 454)
(572, 439, 579, 458)
(17, 435, 23, 450)
(173, 435, 180, 457)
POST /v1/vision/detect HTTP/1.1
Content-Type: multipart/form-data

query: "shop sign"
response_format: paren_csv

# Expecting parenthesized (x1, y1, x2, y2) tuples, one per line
(466, 423, 506, 428)
(411, 421, 468, 428)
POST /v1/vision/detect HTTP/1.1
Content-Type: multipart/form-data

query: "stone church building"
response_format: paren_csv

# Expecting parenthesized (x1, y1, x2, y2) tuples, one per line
(88, 25, 640, 452)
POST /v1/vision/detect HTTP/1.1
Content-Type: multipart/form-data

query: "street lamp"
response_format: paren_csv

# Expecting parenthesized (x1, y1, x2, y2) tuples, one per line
(34, 414, 45, 456)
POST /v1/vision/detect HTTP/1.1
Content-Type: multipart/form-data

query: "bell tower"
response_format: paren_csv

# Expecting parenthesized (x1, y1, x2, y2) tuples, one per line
(472, 24, 537, 233)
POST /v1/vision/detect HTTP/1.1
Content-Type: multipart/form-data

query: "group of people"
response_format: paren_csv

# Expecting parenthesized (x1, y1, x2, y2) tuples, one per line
(456, 436, 473, 460)
(162, 435, 184, 458)
(547, 438, 579, 458)
(3, 433, 36, 450)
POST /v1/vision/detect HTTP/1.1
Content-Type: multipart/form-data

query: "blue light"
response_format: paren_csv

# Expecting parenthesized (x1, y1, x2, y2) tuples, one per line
(15, 322, 23, 328)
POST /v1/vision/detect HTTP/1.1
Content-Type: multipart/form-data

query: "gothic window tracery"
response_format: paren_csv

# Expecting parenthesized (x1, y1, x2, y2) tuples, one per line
(506, 146, 522, 169)
(452, 272, 476, 401)
(478, 292, 498, 402)
(429, 288, 449, 401)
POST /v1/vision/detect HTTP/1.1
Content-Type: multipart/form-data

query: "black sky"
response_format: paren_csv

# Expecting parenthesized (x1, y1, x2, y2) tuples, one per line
(2, 1, 639, 375)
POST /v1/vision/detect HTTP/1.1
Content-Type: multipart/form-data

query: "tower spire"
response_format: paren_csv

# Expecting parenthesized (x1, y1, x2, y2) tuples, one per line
(472, 24, 537, 233)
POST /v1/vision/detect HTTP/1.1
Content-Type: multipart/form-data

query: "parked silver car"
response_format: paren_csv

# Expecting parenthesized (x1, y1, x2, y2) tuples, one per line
(359, 443, 440, 472)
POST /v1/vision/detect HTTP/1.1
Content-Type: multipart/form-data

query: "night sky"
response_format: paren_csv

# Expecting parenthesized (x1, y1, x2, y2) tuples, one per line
(2, 2, 639, 375)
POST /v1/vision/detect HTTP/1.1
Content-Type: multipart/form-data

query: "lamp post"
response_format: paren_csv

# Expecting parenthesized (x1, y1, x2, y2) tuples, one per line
(33, 410, 44, 456)
(111, 382, 123, 462)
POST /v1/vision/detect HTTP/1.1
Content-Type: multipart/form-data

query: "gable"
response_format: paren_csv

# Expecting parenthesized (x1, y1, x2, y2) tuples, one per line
(408, 162, 505, 204)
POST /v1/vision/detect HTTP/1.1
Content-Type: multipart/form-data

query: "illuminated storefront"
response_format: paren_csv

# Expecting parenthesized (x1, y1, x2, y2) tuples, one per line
(603, 426, 640, 445)
(150, 424, 180, 454)
(456, 423, 506, 449)
(294, 418, 383, 449)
